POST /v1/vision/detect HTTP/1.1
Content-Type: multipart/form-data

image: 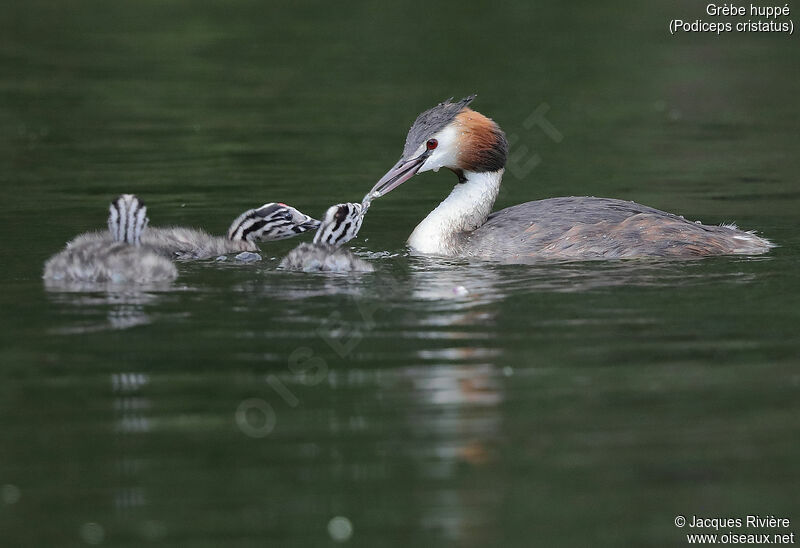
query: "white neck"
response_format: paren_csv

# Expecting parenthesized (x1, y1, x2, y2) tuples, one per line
(408, 169, 503, 256)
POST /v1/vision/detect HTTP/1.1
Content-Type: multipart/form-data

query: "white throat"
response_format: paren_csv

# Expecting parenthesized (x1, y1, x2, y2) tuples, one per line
(408, 169, 503, 256)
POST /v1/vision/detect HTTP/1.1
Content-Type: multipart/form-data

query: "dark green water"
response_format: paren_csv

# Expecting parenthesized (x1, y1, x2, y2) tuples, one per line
(1, 1, 799, 546)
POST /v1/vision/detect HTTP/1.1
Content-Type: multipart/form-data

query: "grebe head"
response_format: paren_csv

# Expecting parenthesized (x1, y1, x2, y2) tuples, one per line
(108, 194, 148, 246)
(368, 95, 508, 198)
(312, 203, 366, 246)
(227, 203, 320, 242)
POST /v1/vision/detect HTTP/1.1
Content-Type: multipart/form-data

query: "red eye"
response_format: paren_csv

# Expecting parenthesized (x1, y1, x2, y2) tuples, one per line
(426, 138, 438, 150)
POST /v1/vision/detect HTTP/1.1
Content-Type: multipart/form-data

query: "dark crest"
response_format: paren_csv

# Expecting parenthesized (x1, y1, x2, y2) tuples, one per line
(402, 95, 476, 158)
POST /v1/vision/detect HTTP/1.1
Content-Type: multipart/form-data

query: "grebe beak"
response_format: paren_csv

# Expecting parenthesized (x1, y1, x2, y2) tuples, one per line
(298, 217, 321, 231)
(368, 150, 431, 199)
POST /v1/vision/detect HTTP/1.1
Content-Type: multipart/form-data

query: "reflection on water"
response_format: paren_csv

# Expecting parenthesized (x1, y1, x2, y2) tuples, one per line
(44, 287, 179, 333)
(35, 360, 507, 544)
(407, 254, 766, 301)
(110, 372, 170, 542)
(245, 359, 507, 543)
(399, 364, 503, 541)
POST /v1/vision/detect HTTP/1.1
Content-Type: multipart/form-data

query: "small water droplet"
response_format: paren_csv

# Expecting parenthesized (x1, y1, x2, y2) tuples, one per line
(327, 516, 353, 542)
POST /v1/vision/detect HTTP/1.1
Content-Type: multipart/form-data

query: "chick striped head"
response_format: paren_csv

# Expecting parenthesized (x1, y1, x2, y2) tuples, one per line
(312, 203, 367, 246)
(108, 194, 148, 246)
(227, 203, 320, 242)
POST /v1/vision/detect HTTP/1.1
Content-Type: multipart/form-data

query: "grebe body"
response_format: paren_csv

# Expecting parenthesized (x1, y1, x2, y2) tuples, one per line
(368, 96, 773, 261)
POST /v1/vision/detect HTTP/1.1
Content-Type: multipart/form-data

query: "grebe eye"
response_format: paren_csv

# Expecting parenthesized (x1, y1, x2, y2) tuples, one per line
(426, 138, 438, 150)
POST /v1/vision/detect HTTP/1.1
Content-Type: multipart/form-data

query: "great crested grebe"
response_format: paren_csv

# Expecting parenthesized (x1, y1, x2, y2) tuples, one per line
(367, 95, 773, 261)
(44, 194, 178, 283)
(280, 202, 374, 272)
(66, 202, 319, 260)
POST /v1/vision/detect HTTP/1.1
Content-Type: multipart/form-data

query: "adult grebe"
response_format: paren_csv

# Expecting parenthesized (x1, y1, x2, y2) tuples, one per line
(367, 95, 773, 261)
(280, 202, 374, 272)
(66, 202, 319, 260)
(44, 194, 178, 283)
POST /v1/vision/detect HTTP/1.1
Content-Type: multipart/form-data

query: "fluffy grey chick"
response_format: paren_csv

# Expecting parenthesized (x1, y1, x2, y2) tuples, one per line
(43, 194, 178, 284)
(280, 202, 373, 272)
